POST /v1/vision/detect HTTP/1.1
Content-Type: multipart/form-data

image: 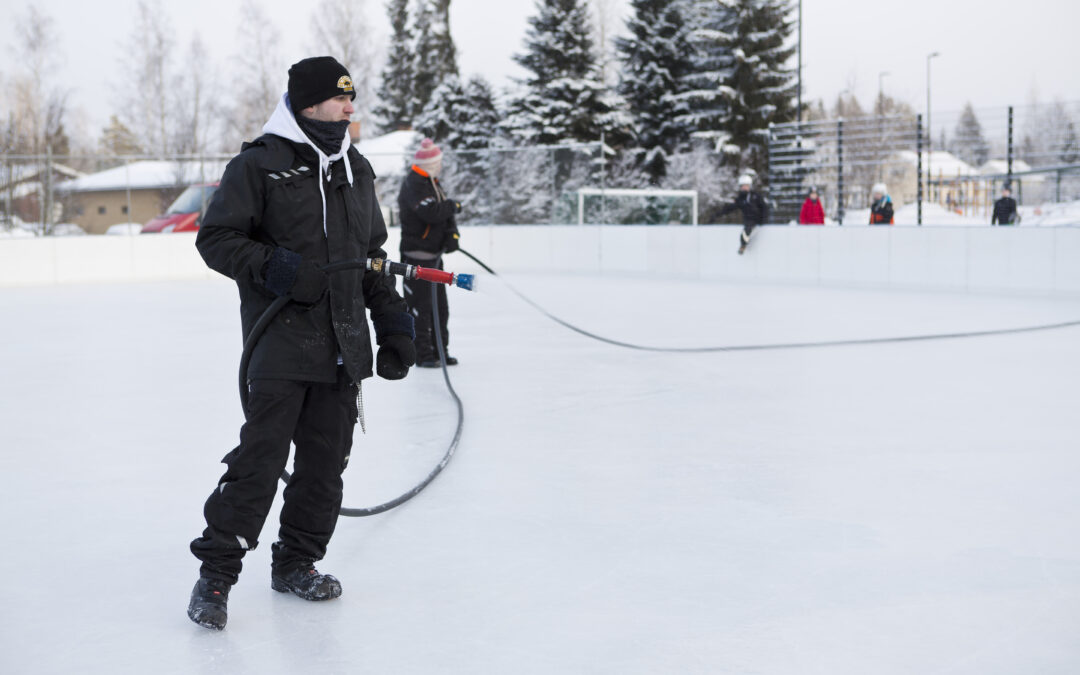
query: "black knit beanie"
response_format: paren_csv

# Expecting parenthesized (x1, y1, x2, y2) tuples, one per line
(288, 56, 356, 113)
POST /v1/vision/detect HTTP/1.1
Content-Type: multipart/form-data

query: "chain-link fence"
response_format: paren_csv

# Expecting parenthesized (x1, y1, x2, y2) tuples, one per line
(4, 142, 696, 236)
(768, 101, 1080, 225)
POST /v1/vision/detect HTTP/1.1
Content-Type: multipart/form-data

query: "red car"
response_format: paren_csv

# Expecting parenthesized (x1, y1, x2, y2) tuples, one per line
(141, 183, 219, 233)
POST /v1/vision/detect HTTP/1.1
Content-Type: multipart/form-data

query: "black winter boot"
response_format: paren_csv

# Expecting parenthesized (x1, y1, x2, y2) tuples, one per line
(187, 577, 231, 630)
(271, 565, 342, 601)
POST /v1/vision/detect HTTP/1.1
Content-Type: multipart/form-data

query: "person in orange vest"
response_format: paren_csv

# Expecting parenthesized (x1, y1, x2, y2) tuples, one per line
(398, 138, 462, 367)
(869, 183, 894, 225)
(798, 186, 825, 224)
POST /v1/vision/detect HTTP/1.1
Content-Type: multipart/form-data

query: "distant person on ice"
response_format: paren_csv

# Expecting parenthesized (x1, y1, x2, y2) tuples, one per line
(799, 186, 825, 225)
(186, 56, 416, 631)
(398, 138, 462, 367)
(869, 183, 895, 225)
(992, 184, 1018, 225)
(719, 174, 769, 254)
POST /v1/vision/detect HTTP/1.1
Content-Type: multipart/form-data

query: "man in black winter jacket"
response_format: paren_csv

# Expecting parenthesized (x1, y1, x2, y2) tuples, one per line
(992, 185, 1018, 225)
(186, 57, 416, 631)
(398, 138, 461, 367)
(720, 174, 769, 254)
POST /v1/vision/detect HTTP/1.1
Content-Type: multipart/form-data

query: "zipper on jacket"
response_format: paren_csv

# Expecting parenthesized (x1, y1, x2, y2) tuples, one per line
(356, 381, 366, 434)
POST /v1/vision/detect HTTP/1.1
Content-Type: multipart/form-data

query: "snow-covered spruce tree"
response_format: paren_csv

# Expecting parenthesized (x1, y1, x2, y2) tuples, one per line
(674, 0, 736, 149)
(679, 0, 797, 176)
(505, 0, 632, 147)
(413, 0, 459, 118)
(949, 102, 990, 167)
(450, 77, 501, 223)
(374, 0, 415, 133)
(414, 75, 500, 223)
(616, 0, 694, 183)
(414, 76, 467, 144)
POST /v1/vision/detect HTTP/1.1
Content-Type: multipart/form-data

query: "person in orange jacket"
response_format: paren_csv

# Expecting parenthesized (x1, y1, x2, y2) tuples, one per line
(799, 186, 825, 224)
(869, 183, 895, 225)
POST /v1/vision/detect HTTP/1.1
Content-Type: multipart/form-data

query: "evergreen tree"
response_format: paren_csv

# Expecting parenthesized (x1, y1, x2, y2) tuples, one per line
(505, 0, 632, 146)
(715, 0, 797, 174)
(99, 115, 144, 156)
(414, 76, 467, 144)
(450, 77, 501, 223)
(413, 0, 459, 118)
(1059, 117, 1079, 164)
(374, 0, 416, 133)
(676, 0, 796, 175)
(616, 0, 694, 183)
(414, 75, 500, 222)
(676, 0, 736, 146)
(950, 102, 990, 166)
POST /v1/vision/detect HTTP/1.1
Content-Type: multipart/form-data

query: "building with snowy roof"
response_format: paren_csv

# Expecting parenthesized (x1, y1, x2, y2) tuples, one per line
(57, 159, 227, 234)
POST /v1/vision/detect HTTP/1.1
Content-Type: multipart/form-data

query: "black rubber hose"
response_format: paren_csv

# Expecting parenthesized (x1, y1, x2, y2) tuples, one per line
(456, 247, 1080, 351)
(239, 261, 463, 517)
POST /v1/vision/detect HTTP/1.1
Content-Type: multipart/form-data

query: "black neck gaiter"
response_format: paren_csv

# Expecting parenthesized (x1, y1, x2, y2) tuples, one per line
(296, 116, 350, 156)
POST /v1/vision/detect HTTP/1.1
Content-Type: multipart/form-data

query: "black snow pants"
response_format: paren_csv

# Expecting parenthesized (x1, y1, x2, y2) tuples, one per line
(401, 252, 449, 362)
(190, 366, 358, 585)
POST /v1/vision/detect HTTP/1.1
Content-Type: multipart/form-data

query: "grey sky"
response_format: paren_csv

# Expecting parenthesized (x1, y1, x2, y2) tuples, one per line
(2, 0, 1077, 141)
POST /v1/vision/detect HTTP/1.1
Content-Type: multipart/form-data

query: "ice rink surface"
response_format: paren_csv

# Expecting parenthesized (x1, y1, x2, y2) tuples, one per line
(2, 270, 1079, 674)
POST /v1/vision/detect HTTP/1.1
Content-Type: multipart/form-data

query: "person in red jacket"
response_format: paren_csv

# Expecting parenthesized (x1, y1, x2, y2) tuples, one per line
(799, 187, 825, 224)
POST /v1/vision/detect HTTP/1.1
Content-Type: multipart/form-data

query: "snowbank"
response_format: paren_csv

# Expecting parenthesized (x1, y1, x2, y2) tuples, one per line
(354, 130, 418, 177)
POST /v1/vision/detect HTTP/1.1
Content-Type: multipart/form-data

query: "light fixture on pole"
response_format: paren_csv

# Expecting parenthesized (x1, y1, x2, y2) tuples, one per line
(926, 52, 940, 202)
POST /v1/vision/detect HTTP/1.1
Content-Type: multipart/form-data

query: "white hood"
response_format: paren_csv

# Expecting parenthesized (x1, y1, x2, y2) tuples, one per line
(262, 93, 354, 234)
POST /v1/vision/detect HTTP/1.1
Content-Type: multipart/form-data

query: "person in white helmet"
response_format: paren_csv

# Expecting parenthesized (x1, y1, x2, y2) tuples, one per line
(869, 183, 894, 225)
(719, 174, 769, 254)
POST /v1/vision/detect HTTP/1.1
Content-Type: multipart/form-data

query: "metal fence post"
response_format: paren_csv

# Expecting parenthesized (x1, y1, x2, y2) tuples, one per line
(2, 154, 9, 227)
(837, 118, 845, 225)
(917, 113, 923, 226)
(1007, 105, 1014, 188)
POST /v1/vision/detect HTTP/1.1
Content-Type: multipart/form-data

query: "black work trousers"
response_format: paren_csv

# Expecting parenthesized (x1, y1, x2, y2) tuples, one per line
(401, 253, 449, 362)
(190, 367, 358, 585)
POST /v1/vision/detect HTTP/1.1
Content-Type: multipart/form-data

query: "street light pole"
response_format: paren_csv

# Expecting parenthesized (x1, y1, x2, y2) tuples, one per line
(926, 52, 940, 203)
(878, 71, 890, 115)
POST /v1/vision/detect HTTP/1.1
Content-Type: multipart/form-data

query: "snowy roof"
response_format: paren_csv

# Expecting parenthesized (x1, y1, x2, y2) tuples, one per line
(895, 150, 978, 176)
(354, 130, 418, 177)
(0, 162, 84, 190)
(57, 160, 228, 193)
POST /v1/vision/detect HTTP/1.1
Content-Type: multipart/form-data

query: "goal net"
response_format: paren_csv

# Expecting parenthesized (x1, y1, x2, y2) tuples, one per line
(564, 188, 699, 225)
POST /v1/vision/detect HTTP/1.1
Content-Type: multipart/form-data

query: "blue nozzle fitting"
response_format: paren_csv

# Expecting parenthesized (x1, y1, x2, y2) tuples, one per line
(455, 273, 475, 291)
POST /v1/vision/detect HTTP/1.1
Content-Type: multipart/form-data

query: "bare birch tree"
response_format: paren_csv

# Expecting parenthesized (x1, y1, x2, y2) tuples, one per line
(308, 0, 380, 131)
(227, 0, 286, 147)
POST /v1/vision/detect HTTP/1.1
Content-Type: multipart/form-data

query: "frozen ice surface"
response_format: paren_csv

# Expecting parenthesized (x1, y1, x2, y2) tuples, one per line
(1, 272, 1079, 674)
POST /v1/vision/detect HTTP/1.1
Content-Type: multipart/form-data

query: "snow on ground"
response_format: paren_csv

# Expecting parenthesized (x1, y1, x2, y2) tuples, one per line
(2, 272, 1080, 673)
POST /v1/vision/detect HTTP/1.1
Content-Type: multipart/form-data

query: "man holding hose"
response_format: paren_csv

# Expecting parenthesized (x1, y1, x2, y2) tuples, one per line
(186, 56, 416, 630)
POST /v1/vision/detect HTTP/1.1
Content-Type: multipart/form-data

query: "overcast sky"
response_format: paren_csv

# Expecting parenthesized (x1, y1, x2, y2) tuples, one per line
(2, 0, 1078, 141)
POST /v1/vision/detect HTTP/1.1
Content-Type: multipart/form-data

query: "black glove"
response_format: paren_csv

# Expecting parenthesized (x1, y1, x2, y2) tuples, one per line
(263, 247, 327, 304)
(376, 333, 416, 380)
(453, 201, 463, 214)
(444, 232, 460, 253)
(290, 260, 328, 305)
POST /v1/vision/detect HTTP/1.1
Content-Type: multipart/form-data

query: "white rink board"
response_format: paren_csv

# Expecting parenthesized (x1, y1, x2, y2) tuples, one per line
(2, 225, 1079, 295)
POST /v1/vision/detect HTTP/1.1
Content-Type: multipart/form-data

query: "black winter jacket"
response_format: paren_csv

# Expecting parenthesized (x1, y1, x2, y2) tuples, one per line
(992, 196, 1017, 224)
(870, 196, 895, 225)
(398, 167, 459, 254)
(719, 190, 769, 227)
(196, 134, 408, 384)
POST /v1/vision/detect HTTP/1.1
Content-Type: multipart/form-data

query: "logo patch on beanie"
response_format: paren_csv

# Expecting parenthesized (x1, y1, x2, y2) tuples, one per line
(337, 76, 354, 93)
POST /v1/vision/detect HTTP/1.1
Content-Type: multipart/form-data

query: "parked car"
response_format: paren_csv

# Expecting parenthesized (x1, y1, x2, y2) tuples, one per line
(140, 183, 218, 233)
